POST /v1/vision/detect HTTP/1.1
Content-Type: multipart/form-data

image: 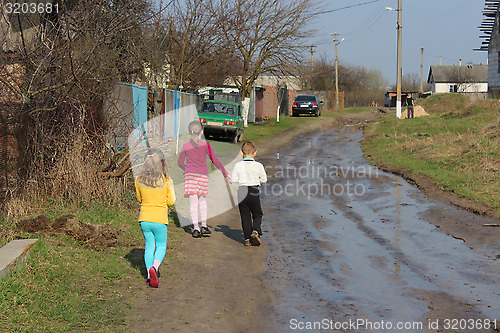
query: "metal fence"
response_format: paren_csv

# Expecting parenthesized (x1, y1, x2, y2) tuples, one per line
(162, 89, 202, 154)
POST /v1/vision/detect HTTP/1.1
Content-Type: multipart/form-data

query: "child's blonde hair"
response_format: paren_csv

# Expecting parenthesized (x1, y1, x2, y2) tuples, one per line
(137, 149, 167, 188)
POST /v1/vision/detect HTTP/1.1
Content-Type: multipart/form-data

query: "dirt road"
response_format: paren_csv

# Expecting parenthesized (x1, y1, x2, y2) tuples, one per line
(259, 127, 499, 332)
(126, 115, 499, 332)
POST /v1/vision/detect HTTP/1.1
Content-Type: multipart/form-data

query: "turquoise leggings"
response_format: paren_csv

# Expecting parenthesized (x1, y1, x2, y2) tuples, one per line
(140, 222, 168, 269)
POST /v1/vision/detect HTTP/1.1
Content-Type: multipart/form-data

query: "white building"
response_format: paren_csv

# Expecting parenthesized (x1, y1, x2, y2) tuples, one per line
(427, 65, 488, 94)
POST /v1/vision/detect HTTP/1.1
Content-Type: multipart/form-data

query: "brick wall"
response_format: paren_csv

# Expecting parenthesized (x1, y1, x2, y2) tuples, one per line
(260, 85, 299, 119)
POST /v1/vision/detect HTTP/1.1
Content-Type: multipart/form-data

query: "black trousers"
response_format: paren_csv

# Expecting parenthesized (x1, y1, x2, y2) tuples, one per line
(237, 186, 263, 240)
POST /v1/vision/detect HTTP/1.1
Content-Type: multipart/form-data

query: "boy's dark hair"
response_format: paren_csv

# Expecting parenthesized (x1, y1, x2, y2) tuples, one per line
(241, 141, 256, 156)
(188, 120, 202, 134)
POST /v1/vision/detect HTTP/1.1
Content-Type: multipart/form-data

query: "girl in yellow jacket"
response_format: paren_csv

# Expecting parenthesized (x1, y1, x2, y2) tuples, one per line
(135, 149, 175, 288)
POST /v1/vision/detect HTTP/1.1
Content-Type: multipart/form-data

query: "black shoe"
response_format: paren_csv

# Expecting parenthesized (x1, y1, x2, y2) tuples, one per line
(201, 226, 211, 235)
(192, 229, 201, 238)
(250, 230, 261, 246)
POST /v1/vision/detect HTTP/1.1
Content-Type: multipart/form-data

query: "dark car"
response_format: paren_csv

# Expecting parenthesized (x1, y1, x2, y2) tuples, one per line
(292, 95, 323, 117)
(196, 100, 244, 143)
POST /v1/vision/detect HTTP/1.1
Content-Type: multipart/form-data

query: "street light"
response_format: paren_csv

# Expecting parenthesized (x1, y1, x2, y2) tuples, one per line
(332, 33, 344, 110)
(387, 0, 402, 118)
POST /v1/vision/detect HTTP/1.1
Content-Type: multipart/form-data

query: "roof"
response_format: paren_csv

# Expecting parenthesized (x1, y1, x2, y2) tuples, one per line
(427, 65, 488, 83)
(224, 75, 303, 90)
(477, 0, 500, 51)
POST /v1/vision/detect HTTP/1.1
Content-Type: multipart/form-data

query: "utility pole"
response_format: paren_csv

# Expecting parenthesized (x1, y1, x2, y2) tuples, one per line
(309, 45, 316, 72)
(334, 33, 340, 110)
(332, 33, 343, 110)
(396, 0, 402, 118)
(420, 47, 424, 93)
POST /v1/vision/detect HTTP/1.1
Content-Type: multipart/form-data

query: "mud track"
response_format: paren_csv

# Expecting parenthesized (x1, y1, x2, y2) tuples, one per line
(126, 111, 499, 332)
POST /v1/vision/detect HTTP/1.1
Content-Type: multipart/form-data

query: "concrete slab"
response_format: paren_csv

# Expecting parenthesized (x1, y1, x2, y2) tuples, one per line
(0, 239, 38, 280)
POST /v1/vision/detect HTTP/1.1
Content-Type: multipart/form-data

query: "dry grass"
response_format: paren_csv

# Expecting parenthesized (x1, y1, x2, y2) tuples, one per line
(3, 135, 131, 224)
(363, 93, 500, 212)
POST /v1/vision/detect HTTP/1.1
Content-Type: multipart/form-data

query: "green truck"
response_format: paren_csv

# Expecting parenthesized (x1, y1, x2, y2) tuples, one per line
(196, 100, 244, 143)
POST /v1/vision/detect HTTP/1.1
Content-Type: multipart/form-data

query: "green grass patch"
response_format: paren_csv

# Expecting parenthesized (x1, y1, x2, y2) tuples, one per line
(0, 237, 131, 332)
(0, 196, 184, 332)
(363, 94, 500, 211)
(244, 111, 337, 143)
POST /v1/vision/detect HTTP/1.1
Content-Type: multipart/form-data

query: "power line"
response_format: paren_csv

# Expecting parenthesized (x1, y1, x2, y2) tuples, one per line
(404, 0, 474, 28)
(342, 0, 392, 39)
(315, 0, 384, 16)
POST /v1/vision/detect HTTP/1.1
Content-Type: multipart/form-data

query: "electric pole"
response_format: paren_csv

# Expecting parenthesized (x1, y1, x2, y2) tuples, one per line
(332, 33, 343, 110)
(334, 33, 340, 110)
(309, 45, 316, 72)
(420, 47, 424, 93)
(396, 0, 402, 118)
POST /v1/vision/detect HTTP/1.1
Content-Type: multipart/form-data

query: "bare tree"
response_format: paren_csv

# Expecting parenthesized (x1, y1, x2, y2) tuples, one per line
(213, 0, 316, 125)
(162, 0, 236, 91)
(1, 0, 165, 206)
(305, 58, 388, 107)
(401, 73, 420, 92)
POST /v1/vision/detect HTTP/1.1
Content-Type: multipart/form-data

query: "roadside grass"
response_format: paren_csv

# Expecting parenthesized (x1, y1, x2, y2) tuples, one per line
(1, 236, 131, 332)
(0, 191, 184, 332)
(362, 93, 500, 212)
(243, 110, 337, 143)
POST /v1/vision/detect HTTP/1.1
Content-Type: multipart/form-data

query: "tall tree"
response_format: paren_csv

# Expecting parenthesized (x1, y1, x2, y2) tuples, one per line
(308, 58, 388, 107)
(213, 0, 316, 125)
(164, 0, 235, 91)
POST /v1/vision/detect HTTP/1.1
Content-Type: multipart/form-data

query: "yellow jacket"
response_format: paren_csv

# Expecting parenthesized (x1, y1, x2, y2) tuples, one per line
(135, 176, 175, 224)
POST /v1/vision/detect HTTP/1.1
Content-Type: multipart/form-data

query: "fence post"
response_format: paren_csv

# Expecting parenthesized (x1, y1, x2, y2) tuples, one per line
(175, 90, 180, 155)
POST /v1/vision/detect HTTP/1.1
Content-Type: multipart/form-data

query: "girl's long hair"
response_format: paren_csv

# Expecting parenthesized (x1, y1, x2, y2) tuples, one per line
(136, 149, 167, 188)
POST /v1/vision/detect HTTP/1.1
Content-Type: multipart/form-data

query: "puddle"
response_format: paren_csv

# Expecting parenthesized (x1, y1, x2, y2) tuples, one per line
(260, 129, 499, 332)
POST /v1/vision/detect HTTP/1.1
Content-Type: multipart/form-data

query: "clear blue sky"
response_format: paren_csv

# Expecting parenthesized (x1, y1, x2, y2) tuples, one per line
(311, 0, 487, 85)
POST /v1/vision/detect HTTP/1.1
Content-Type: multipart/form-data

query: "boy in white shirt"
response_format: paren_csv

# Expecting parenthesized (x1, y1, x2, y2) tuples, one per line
(232, 141, 268, 246)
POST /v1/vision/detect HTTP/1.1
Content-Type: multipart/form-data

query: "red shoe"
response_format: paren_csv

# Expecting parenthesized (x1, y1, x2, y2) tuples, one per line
(148, 267, 159, 288)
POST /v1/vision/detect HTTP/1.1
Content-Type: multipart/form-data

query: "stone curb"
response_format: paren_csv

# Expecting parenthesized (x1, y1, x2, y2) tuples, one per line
(0, 239, 38, 280)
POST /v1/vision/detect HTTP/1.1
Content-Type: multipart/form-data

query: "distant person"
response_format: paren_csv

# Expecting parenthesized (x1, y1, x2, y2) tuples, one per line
(135, 149, 175, 288)
(406, 93, 414, 119)
(178, 121, 231, 238)
(232, 141, 268, 246)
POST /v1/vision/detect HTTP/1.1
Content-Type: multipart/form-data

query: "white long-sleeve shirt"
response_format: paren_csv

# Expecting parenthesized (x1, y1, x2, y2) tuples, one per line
(232, 158, 267, 186)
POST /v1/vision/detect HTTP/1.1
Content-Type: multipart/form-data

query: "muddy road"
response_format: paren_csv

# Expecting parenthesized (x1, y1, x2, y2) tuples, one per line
(258, 127, 499, 332)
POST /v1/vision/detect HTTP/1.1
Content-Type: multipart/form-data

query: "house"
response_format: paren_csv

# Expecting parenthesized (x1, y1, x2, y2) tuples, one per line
(478, 0, 500, 97)
(427, 65, 488, 95)
(224, 75, 303, 123)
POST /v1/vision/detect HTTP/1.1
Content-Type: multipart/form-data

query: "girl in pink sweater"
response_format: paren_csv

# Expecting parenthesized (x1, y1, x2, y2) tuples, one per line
(177, 121, 231, 237)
